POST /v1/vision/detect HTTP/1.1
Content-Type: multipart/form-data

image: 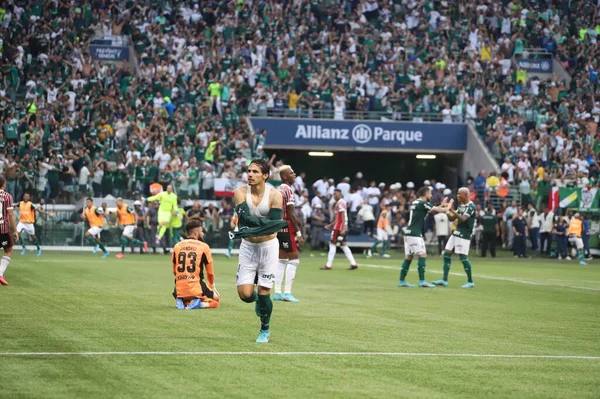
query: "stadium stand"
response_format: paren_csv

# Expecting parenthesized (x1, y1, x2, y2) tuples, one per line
(0, 0, 598, 252)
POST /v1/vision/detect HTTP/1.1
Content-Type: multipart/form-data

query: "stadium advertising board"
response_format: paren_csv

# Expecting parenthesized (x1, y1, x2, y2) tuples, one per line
(251, 118, 467, 151)
(515, 58, 553, 73)
(89, 45, 130, 61)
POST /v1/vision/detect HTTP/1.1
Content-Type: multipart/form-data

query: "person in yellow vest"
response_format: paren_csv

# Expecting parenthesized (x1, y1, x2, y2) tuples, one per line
(368, 203, 393, 258)
(567, 213, 588, 265)
(113, 198, 147, 259)
(81, 197, 110, 258)
(17, 193, 55, 257)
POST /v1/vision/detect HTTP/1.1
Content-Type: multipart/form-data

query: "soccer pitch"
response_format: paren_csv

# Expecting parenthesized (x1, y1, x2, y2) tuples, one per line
(1, 251, 599, 398)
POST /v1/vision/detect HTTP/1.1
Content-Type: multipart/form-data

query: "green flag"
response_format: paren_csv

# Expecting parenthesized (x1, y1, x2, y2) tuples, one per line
(559, 188, 580, 208)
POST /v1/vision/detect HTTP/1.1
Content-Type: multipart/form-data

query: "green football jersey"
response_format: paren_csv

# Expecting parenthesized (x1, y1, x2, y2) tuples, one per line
(406, 199, 434, 238)
(453, 202, 476, 239)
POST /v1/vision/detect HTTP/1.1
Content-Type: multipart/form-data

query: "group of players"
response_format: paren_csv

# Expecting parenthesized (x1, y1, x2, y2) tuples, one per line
(168, 159, 480, 343)
(0, 161, 479, 343)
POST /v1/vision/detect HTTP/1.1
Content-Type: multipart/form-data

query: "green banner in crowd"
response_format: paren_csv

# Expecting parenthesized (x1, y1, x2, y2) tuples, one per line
(559, 188, 600, 209)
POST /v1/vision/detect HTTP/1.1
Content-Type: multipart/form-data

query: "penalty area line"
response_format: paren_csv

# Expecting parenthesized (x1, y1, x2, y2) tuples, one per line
(0, 352, 598, 360)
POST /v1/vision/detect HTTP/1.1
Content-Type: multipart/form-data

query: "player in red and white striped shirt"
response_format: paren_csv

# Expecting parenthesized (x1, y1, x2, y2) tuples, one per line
(0, 175, 19, 286)
(274, 165, 304, 302)
(321, 189, 358, 270)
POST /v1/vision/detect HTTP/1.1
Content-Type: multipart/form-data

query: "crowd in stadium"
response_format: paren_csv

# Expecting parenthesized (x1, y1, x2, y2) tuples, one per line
(0, 0, 598, 254)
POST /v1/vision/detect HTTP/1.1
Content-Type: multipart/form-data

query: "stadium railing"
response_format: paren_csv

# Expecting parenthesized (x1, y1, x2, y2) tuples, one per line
(255, 108, 447, 122)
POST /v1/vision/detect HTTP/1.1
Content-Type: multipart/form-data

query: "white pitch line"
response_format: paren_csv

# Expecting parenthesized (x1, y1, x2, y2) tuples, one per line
(0, 351, 598, 359)
(360, 264, 600, 292)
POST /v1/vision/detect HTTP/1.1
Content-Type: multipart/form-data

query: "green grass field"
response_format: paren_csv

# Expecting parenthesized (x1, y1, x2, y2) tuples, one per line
(1, 249, 599, 398)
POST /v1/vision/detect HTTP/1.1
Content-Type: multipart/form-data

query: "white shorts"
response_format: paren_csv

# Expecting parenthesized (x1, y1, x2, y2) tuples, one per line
(404, 236, 426, 256)
(377, 228, 389, 241)
(17, 222, 35, 236)
(237, 237, 279, 288)
(87, 226, 103, 238)
(445, 234, 471, 255)
(568, 236, 584, 250)
(122, 225, 135, 238)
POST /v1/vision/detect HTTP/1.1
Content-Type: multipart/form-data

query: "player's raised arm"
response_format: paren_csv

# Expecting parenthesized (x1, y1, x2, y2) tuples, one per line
(429, 198, 454, 215)
(147, 192, 163, 202)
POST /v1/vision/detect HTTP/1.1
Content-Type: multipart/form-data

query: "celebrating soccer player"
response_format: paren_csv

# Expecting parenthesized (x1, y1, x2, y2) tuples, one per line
(114, 198, 146, 259)
(146, 184, 178, 248)
(433, 187, 476, 288)
(399, 187, 453, 288)
(321, 189, 358, 270)
(231, 159, 287, 343)
(172, 216, 220, 310)
(274, 165, 304, 303)
(82, 198, 110, 258)
(17, 192, 55, 257)
(0, 175, 19, 286)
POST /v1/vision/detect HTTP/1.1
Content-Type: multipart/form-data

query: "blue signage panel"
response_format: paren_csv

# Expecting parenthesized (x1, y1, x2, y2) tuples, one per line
(251, 118, 467, 151)
(90, 45, 130, 61)
(515, 58, 553, 73)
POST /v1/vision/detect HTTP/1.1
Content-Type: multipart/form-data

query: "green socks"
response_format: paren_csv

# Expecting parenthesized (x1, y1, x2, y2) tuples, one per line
(381, 240, 388, 255)
(578, 250, 585, 262)
(98, 242, 107, 254)
(371, 240, 381, 252)
(460, 256, 473, 283)
(132, 238, 143, 247)
(86, 236, 96, 246)
(120, 236, 128, 253)
(19, 236, 25, 249)
(158, 226, 167, 239)
(228, 240, 235, 252)
(257, 294, 273, 331)
(35, 236, 40, 250)
(417, 257, 426, 281)
(399, 259, 412, 281)
(443, 252, 452, 281)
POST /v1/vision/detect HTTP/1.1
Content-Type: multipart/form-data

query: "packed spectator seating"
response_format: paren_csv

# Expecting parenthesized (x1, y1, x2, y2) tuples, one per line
(0, 0, 598, 219)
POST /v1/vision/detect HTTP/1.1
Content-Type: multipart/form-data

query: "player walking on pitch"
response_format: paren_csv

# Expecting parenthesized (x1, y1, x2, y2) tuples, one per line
(172, 216, 220, 310)
(321, 189, 358, 270)
(274, 165, 304, 302)
(17, 192, 55, 257)
(399, 187, 453, 288)
(231, 159, 288, 343)
(0, 175, 19, 286)
(432, 187, 476, 288)
(567, 213, 588, 266)
(82, 197, 110, 258)
(368, 203, 393, 258)
(114, 198, 147, 258)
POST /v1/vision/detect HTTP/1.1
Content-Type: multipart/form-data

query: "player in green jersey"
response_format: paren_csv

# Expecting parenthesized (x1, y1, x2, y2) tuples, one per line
(399, 186, 453, 288)
(147, 185, 178, 246)
(433, 187, 476, 288)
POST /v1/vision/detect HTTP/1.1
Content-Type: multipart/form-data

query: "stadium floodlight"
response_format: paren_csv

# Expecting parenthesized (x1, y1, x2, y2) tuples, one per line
(308, 151, 334, 157)
(416, 154, 436, 159)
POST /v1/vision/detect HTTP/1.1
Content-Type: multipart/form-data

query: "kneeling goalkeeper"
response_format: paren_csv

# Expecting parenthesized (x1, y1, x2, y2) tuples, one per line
(172, 216, 220, 310)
